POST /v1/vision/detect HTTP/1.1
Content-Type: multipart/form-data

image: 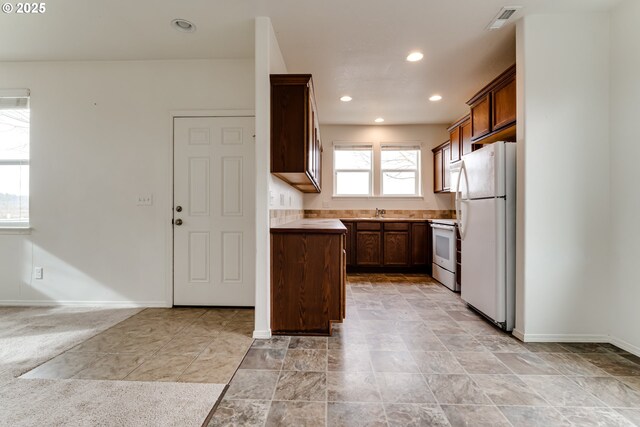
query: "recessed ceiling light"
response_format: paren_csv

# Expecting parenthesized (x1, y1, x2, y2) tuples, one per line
(171, 19, 196, 33)
(406, 52, 424, 62)
(340, 96, 352, 102)
(374, 117, 385, 123)
(429, 95, 443, 102)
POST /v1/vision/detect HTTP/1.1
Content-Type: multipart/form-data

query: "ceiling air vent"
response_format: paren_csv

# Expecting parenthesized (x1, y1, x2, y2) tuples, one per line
(487, 6, 522, 30)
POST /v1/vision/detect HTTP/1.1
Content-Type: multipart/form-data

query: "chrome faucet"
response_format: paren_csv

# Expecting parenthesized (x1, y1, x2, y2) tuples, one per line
(375, 208, 386, 218)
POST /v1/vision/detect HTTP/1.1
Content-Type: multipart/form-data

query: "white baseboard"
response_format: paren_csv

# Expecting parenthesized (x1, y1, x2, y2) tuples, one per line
(253, 329, 272, 339)
(610, 336, 640, 357)
(513, 331, 640, 358)
(0, 300, 170, 308)
(517, 333, 609, 343)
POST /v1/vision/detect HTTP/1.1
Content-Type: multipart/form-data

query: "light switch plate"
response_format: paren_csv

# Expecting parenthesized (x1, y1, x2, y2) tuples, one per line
(136, 194, 153, 206)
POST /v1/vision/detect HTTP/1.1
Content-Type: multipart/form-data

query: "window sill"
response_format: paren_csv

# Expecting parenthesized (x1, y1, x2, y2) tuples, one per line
(0, 227, 32, 235)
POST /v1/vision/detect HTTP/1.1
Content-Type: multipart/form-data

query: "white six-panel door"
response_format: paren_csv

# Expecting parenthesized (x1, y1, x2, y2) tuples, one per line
(173, 117, 255, 306)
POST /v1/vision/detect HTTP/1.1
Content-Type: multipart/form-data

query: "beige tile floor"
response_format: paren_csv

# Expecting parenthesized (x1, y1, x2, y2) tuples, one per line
(22, 307, 255, 384)
(208, 273, 640, 427)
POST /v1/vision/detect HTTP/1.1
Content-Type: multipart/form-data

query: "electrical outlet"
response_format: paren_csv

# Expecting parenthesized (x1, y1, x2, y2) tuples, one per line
(34, 267, 43, 280)
(136, 194, 153, 206)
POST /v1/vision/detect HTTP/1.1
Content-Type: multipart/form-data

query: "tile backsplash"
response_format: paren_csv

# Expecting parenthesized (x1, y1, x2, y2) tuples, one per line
(269, 209, 305, 227)
(270, 209, 455, 227)
(304, 209, 456, 219)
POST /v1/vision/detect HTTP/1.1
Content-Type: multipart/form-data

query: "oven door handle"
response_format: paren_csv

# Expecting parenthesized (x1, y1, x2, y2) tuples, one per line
(431, 224, 455, 231)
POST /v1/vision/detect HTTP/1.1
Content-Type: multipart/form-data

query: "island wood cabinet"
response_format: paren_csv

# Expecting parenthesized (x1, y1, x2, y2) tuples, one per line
(271, 74, 322, 193)
(467, 64, 516, 143)
(342, 220, 431, 272)
(432, 141, 451, 193)
(271, 219, 346, 335)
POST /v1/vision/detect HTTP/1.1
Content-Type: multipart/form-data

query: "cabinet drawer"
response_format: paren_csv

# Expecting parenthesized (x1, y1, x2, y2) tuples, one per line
(384, 222, 409, 231)
(357, 222, 381, 231)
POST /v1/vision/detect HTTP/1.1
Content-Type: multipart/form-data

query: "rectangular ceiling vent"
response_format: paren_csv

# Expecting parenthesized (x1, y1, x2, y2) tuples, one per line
(487, 6, 522, 30)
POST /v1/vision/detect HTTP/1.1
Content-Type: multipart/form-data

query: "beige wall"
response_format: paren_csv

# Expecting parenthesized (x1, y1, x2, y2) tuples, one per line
(304, 124, 454, 212)
(0, 59, 254, 305)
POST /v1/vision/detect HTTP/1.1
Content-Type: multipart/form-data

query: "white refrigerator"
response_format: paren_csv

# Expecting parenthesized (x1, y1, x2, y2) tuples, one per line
(453, 141, 516, 331)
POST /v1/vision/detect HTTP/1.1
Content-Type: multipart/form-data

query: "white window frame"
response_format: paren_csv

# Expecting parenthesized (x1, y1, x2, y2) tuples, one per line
(0, 89, 30, 229)
(380, 144, 421, 197)
(333, 143, 374, 197)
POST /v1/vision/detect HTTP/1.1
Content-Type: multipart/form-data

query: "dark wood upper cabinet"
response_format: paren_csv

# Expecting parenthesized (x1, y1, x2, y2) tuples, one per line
(467, 64, 516, 143)
(470, 95, 491, 140)
(449, 125, 461, 162)
(434, 149, 443, 193)
(448, 114, 472, 163)
(432, 141, 450, 193)
(442, 144, 451, 192)
(461, 119, 473, 156)
(271, 74, 322, 193)
(492, 76, 517, 130)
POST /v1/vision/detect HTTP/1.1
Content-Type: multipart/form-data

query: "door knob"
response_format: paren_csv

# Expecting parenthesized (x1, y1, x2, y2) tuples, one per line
(175, 219, 183, 226)
(175, 206, 182, 212)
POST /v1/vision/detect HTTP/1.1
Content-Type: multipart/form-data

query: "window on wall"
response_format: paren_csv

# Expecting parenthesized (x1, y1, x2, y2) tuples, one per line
(0, 90, 30, 227)
(333, 145, 373, 196)
(333, 143, 422, 197)
(381, 146, 421, 196)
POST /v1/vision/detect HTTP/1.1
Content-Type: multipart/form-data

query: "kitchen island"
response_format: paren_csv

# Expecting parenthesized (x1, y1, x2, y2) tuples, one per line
(270, 219, 347, 335)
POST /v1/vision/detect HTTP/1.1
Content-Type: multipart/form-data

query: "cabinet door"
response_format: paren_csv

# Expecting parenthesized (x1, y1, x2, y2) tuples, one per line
(343, 221, 355, 267)
(434, 149, 443, 192)
(443, 145, 451, 191)
(492, 77, 516, 130)
(383, 231, 410, 266)
(461, 119, 473, 156)
(356, 231, 382, 266)
(411, 223, 428, 267)
(449, 126, 461, 162)
(471, 95, 491, 140)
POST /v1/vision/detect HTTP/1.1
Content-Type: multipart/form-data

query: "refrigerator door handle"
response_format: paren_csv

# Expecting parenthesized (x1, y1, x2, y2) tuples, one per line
(455, 160, 469, 240)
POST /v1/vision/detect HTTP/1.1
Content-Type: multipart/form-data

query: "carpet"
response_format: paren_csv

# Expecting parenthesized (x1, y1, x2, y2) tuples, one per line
(0, 378, 224, 426)
(0, 306, 227, 426)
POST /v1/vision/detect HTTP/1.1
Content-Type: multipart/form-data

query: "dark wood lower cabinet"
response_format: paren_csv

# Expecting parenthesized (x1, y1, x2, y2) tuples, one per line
(271, 220, 346, 335)
(411, 222, 431, 274)
(383, 231, 410, 267)
(345, 220, 430, 272)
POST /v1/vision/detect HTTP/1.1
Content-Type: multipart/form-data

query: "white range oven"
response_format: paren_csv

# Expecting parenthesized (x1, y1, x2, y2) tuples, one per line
(430, 219, 459, 291)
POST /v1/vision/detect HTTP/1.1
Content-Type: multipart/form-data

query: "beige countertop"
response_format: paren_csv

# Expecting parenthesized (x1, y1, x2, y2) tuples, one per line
(270, 218, 347, 234)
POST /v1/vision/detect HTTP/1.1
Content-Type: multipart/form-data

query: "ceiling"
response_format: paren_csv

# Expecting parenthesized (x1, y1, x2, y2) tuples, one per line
(0, 0, 620, 125)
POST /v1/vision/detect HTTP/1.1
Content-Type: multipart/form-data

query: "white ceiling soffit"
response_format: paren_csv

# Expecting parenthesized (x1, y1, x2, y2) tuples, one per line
(0, 0, 621, 125)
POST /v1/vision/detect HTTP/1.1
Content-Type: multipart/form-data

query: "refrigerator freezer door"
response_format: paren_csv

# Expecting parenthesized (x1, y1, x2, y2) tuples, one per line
(461, 197, 506, 325)
(461, 142, 505, 199)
